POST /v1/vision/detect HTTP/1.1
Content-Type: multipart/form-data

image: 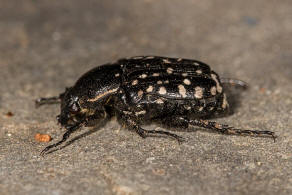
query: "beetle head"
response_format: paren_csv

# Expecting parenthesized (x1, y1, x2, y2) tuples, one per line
(57, 88, 85, 128)
(58, 87, 107, 128)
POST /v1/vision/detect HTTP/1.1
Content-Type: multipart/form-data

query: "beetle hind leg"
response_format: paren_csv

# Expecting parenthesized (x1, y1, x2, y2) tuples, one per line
(165, 117, 276, 141)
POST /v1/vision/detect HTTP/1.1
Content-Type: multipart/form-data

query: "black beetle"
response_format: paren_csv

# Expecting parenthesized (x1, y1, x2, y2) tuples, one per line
(36, 56, 275, 155)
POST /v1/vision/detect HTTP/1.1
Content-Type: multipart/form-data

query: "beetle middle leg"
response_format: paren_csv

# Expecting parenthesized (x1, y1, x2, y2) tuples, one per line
(120, 113, 185, 142)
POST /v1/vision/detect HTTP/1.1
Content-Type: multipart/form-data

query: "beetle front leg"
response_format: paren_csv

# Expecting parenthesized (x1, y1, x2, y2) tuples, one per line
(40, 123, 82, 156)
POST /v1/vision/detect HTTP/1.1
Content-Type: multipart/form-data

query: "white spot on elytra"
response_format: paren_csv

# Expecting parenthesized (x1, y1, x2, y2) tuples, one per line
(139, 74, 147, 79)
(123, 111, 132, 114)
(178, 85, 187, 98)
(183, 79, 191, 85)
(194, 86, 203, 99)
(132, 80, 138, 86)
(155, 98, 164, 104)
(135, 110, 146, 116)
(186, 106, 191, 110)
(167, 67, 174, 74)
(163, 59, 171, 64)
(209, 107, 214, 111)
(196, 69, 202, 74)
(157, 80, 163, 84)
(146, 85, 153, 93)
(137, 90, 143, 97)
(198, 107, 204, 111)
(211, 74, 223, 93)
(222, 93, 228, 109)
(115, 73, 120, 77)
(152, 73, 160, 77)
(210, 86, 217, 96)
(158, 87, 167, 95)
(194, 62, 200, 66)
(145, 56, 155, 59)
(177, 58, 182, 62)
(182, 73, 188, 77)
(164, 80, 169, 84)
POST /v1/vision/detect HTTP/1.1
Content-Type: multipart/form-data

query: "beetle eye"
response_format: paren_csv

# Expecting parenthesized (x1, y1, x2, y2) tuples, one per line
(70, 102, 80, 113)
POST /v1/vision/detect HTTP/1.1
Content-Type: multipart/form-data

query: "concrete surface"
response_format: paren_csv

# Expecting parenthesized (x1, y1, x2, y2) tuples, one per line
(0, 0, 291, 194)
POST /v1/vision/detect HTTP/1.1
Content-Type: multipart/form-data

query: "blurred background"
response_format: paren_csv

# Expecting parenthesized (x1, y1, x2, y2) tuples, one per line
(0, 0, 291, 194)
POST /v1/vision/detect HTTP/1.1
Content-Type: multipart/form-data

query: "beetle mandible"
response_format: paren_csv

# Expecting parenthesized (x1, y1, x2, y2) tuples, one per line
(36, 56, 276, 155)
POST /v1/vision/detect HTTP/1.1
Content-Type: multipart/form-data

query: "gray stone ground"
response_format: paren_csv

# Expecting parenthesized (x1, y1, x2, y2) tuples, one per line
(0, 0, 291, 194)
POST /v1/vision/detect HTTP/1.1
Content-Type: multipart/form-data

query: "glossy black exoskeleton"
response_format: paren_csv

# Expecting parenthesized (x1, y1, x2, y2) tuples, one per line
(36, 56, 275, 155)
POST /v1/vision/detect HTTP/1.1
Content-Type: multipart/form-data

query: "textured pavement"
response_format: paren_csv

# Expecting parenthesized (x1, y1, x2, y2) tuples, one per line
(0, 0, 291, 194)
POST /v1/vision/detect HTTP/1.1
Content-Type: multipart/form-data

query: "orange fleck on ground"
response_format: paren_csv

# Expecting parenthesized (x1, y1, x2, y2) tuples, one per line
(35, 133, 52, 142)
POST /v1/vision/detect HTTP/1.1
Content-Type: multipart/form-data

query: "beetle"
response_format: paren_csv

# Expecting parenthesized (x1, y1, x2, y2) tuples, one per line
(36, 56, 276, 155)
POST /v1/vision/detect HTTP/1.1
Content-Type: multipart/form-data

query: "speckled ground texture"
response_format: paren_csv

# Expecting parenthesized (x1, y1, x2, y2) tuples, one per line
(0, 0, 291, 194)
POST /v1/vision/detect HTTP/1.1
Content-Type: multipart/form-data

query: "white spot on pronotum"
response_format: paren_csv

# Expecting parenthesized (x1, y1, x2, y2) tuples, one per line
(135, 110, 146, 116)
(193, 62, 200, 66)
(210, 86, 217, 96)
(157, 80, 163, 84)
(155, 98, 164, 104)
(194, 86, 203, 99)
(146, 85, 153, 93)
(167, 67, 174, 74)
(88, 88, 119, 102)
(115, 73, 120, 77)
(152, 73, 160, 77)
(132, 56, 144, 59)
(211, 74, 223, 93)
(178, 85, 187, 98)
(163, 59, 171, 64)
(132, 80, 138, 86)
(183, 79, 191, 85)
(222, 93, 228, 109)
(196, 69, 202, 74)
(137, 90, 143, 97)
(139, 74, 147, 79)
(158, 87, 167, 95)
(182, 73, 188, 77)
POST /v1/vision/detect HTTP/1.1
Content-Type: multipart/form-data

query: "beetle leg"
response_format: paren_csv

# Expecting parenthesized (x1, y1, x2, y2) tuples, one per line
(220, 78, 248, 89)
(121, 113, 185, 143)
(40, 123, 82, 156)
(165, 117, 276, 141)
(35, 96, 61, 108)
